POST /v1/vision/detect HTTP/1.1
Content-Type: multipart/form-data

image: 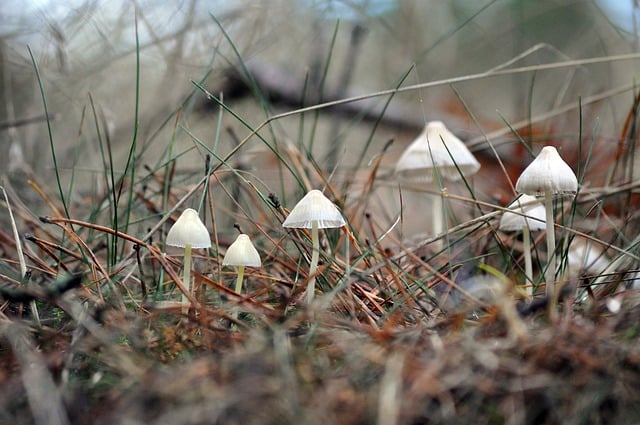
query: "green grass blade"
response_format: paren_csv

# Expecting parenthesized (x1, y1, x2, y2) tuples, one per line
(27, 46, 71, 221)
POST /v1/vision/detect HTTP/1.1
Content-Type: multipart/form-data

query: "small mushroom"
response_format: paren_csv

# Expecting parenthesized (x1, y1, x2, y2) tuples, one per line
(222, 234, 261, 296)
(395, 121, 480, 242)
(283, 189, 346, 303)
(499, 194, 546, 296)
(515, 146, 578, 301)
(166, 208, 211, 312)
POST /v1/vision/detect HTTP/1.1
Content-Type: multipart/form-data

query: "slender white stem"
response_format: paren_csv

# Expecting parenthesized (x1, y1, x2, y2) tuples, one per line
(344, 227, 350, 279)
(233, 265, 245, 320)
(308, 221, 320, 304)
(432, 192, 443, 249)
(544, 191, 555, 299)
(523, 227, 533, 297)
(181, 243, 192, 314)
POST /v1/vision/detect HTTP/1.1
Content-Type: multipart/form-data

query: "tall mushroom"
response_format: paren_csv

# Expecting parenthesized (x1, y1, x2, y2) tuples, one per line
(166, 208, 211, 312)
(515, 146, 578, 300)
(282, 189, 346, 304)
(499, 194, 546, 296)
(395, 121, 480, 242)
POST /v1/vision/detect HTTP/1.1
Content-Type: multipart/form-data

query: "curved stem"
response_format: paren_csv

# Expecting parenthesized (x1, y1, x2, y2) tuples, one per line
(308, 221, 320, 304)
(544, 191, 556, 299)
(182, 243, 192, 314)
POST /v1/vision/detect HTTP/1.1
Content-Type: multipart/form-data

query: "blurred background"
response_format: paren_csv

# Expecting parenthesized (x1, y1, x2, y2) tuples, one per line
(1, 0, 639, 234)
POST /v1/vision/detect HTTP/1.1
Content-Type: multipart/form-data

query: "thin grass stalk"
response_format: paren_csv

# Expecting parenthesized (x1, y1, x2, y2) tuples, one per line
(88, 94, 119, 270)
(117, 10, 142, 248)
(27, 46, 70, 221)
(308, 20, 339, 156)
(1, 187, 39, 324)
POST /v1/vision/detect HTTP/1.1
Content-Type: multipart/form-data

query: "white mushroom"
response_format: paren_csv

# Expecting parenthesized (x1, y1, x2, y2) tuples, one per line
(222, 233, 261, 296)
(515, 146, 578, 301)
(283, 189, 346, 303)
(166, 208, 211, 312)
(395, 121, 480, 242)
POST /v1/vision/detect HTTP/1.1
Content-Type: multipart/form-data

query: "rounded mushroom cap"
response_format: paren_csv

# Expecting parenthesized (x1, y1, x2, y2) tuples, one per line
(395, 121, 480, 182)
(567, 239, 608, 276)
(282, 189, 346, 229)
(499, 194, 546, 232)
(222, 234, 261, 267)
(515, 146, 578, 195)
(166, 208, 212, 249)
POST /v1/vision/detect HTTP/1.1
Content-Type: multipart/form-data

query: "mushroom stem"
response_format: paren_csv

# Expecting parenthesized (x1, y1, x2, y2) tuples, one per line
(432, 192, 443, 249)
(543, 191, 555, 299)
(308, 220, 320, 304)
(233, 265, 246, 320)
(182, 243, 193, 314)
(234, 265, 246, 296)
(522, 226, 533, 297)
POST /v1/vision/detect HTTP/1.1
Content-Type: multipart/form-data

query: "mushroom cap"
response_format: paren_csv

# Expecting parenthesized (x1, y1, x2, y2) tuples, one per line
(567, 239, 608, 276)
(282, 189, 346, 229)
(395, 121, 480, 182)
(166, 208, 212, 249)
(499, 194, 546, 232)
(515, 146, 578, 195)
(222, 234, 261, 267)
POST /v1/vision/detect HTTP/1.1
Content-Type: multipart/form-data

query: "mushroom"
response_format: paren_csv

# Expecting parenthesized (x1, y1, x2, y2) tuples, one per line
(515, 146, 578, 300)
(166, 208, 211, 312)
(222, 233, 261, 297)
(499, 194, 546, 296)
(395, 121, 480, 242)
(282, 189, 346, 303)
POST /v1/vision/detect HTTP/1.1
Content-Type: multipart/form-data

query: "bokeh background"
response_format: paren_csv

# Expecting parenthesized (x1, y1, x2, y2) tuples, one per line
(1, 0, 639, 235)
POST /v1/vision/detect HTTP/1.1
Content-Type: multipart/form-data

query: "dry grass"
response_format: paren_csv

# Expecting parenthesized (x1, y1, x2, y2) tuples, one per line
(3, 1, 640, 424)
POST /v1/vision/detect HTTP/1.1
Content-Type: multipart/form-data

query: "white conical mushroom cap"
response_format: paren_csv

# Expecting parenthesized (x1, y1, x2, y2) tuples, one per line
(499, 194, 546, 232)
(395, 121, 480, 182)
(166, 208, 212, 249)
(282, 189, 346, 229)
(222, 234, 261, 267)
(515, 146, 578, 195)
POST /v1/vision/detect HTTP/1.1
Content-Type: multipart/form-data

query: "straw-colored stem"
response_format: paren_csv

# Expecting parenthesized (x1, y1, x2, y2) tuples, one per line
(181, 244, 192, 314)
(307, 221, 320, 304)
(234, 265, 245, 295)
(544, 191, 556, 299)
(523, 227, 533, 297)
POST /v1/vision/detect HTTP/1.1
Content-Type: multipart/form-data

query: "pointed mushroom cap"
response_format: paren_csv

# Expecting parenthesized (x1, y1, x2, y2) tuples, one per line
(499, 194, 546, 232)
(166, 208, 212, 249)
(515, 146, 578, 195)
(282, 189, 346, 229)
(222, 234, 261, 267)
(395, 121, 480, 182)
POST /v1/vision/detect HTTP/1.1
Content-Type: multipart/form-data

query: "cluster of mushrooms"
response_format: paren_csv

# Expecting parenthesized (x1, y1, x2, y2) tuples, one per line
(165, 121, 578, 315)
(165, 189, 346, 313)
